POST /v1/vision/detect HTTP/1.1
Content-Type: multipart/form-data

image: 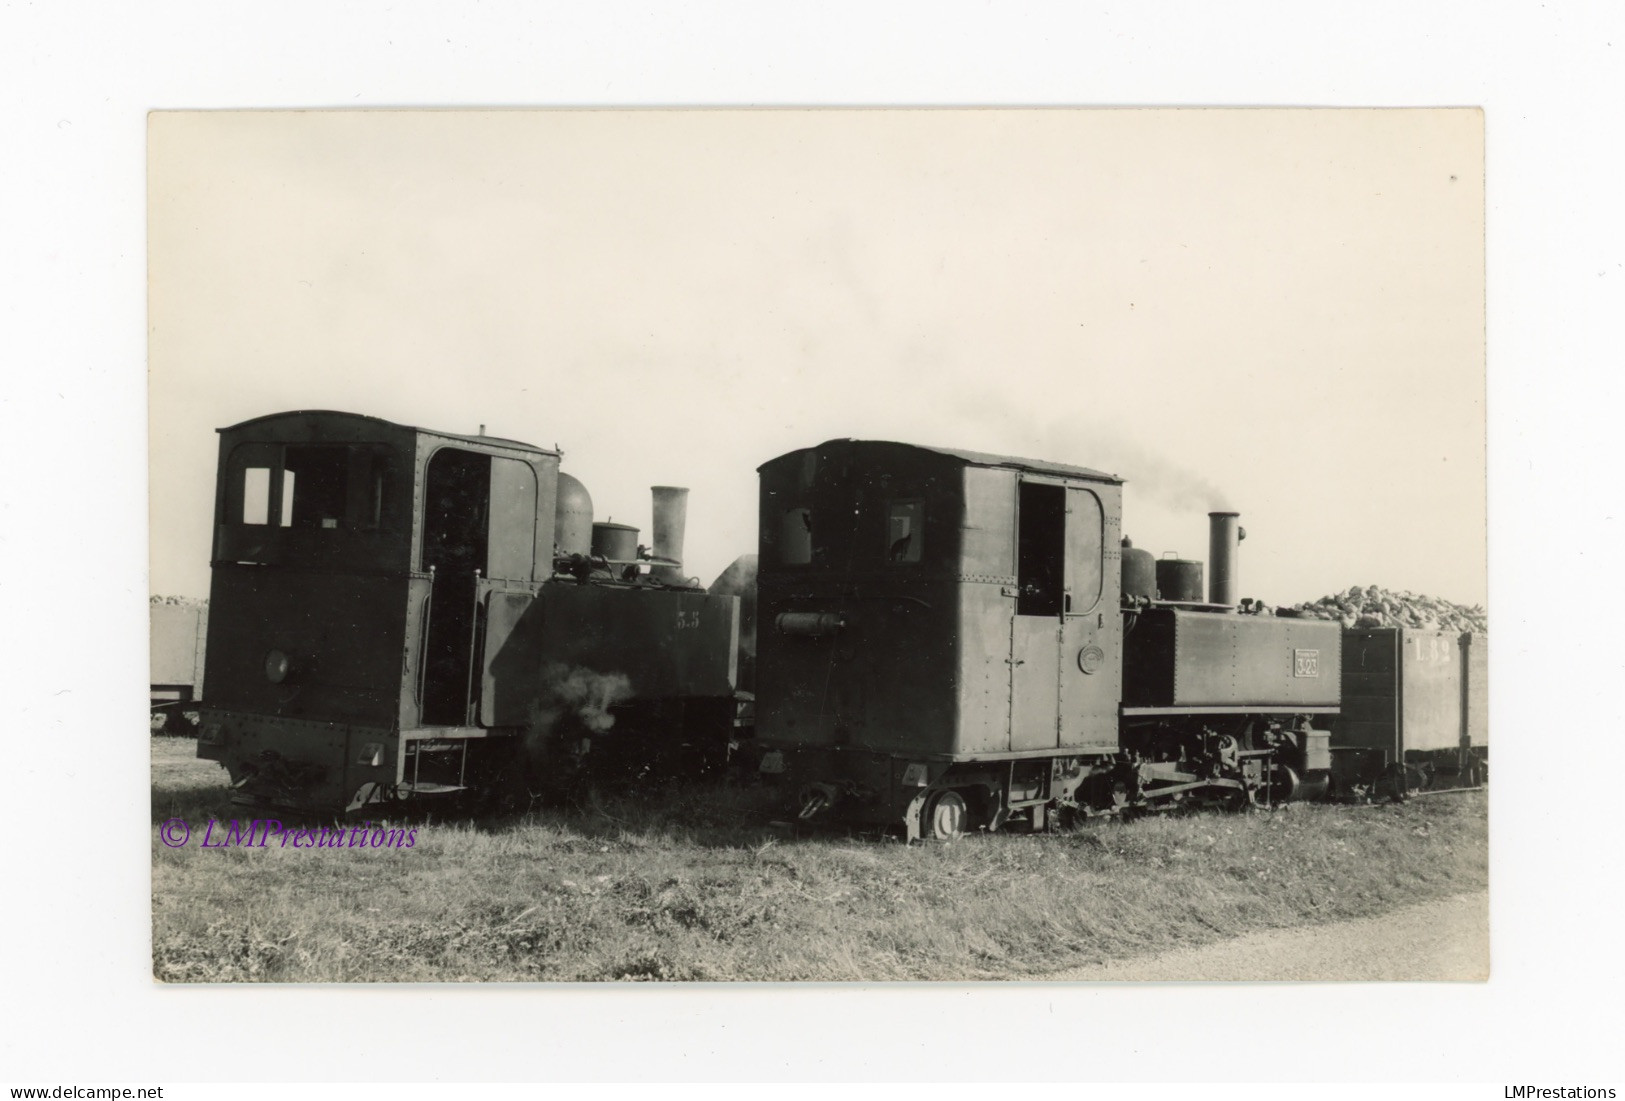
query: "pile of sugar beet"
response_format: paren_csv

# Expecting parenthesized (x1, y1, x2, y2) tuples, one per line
(1275, 586, 1486, 633)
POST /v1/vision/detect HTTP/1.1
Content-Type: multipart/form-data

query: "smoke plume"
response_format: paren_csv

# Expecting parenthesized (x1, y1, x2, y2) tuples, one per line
(707, 552, 759, 691)
(525, 662, 633, 743)
(942, 389, 1231, 512)
(515, 663, 635, 800)
(1081, 432, 1232, 513)
(707, 553, 758, 643)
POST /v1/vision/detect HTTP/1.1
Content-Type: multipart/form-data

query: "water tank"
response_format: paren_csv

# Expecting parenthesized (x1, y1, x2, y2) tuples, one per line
(591, 521, 639, 563)
(1156, 556, 1204, 603)
(554, 473, 594, 557)
(1121, 537, 1157, 601)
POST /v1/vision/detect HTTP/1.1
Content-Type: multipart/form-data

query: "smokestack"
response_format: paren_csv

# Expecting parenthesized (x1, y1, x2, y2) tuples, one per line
(650, 486, 689, 583)
(1208, 511, 1242, 606)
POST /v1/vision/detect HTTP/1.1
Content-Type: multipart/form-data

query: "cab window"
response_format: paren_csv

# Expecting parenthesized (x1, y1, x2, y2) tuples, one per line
(886, 500, 923, 563)
(282, 446, 348, 529)
(241, 466, 272, 525)
(780, 507, 813, 565)
(225, 443, 396, 534)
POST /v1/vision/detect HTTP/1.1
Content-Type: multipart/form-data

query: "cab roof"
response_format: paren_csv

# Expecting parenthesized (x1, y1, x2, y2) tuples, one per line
(764, 439, 1122, 485)
(219, 410, 558, 456)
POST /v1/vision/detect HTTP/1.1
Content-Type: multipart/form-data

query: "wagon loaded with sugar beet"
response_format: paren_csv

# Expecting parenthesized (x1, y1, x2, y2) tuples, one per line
(194, 411, 742, 815)
(1325, 626, 1488, 799)
(752, 440, 1344, 841)
(1273, 586, 1488, 800)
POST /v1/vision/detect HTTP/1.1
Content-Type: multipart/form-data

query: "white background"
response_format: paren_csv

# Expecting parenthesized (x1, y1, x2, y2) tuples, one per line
(1, 0, 1622, 1085)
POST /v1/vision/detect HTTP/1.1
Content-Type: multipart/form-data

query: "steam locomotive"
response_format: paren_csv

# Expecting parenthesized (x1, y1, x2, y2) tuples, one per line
(189, 411, 1483, 831)
(752, 440, 1343, 840)
(194, 411, 740, 814)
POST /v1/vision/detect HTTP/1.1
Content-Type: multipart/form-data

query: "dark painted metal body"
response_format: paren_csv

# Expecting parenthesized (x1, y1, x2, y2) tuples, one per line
(756, 440, 1124, 760)
(195, 410, 739, 813)
(1333, 627, 1488, 793)
(553, 473, 594, 557)
(1463, 632, 1488, 751)
(1207, 512, 1241, 606)
(1155, 558, 1204, 603)
(1120, 541, 1157, 602)
(1123, 608, 1342, 710)
(591, 522, 640, 563)
(756, 439, 1348, 838)
(480, 582, 738, 724)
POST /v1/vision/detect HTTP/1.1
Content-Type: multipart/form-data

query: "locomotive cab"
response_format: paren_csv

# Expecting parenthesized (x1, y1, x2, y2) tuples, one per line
(197, 411, 563, 810)
(755, 440, 1125, 837)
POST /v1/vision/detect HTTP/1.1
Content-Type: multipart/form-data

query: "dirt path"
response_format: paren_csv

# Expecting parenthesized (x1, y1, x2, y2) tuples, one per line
(1041, 891, 1489, 982)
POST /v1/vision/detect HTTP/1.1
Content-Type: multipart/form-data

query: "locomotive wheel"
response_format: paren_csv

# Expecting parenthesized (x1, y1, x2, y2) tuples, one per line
(923, 790, 968, 840)
(1295, 772, 1331, 803)
(1267, 764, 1302, 804)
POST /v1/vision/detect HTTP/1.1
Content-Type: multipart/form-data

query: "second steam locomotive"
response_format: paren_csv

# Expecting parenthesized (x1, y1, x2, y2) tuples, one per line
(753, 440, 1339, 840)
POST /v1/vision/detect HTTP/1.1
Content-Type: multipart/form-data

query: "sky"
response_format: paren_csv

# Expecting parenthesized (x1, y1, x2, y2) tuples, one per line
(148, 108, 1486, 608)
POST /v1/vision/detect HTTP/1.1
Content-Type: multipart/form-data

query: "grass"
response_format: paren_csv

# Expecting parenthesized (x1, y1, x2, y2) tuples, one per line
(151, 736, 1488, 982)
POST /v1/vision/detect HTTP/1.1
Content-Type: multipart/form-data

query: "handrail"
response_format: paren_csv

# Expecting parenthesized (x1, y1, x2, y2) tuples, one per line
(463, 569, 483, 726)
(415, 565, 435, 707)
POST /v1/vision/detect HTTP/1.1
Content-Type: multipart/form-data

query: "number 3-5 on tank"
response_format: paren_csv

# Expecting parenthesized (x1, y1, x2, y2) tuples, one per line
(1293, 649, 1320, 678)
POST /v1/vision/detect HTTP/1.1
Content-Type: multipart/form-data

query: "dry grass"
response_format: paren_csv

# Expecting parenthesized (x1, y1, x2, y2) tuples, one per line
(151, 737, 1488, 982)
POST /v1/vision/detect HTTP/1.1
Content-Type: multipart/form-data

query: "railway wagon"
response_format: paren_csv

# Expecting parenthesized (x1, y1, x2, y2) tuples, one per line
(149, 601, 207, 729)
(195, 410, 740, 814)
(754, 439, 1340, 840)
(1333, 628, 1488, 797)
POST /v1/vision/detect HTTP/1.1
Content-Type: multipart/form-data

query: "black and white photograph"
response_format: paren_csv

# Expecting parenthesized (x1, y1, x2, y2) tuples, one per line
(146, 108, 1487, 983)
(6, 2, 1622, 1090)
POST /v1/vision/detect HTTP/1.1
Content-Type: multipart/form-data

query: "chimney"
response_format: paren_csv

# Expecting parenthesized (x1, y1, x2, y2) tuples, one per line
(1208, 511, 1242, 606)
(650, 486, 689, 584)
